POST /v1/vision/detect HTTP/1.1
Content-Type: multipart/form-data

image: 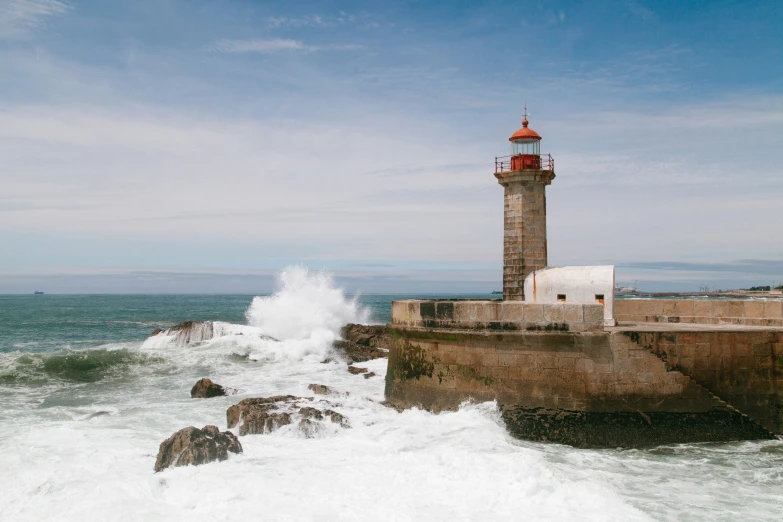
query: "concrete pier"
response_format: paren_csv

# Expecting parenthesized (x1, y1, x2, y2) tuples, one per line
(385, 299, 782, 447)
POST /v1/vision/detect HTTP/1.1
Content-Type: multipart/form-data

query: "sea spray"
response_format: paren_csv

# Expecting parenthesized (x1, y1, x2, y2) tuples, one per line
(244, 266, 369, 358)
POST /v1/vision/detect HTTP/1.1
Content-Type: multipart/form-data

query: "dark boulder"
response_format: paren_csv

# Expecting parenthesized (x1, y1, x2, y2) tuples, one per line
(191, 378, 227, 398)
(154, 425, 242, 472)
(332, 324, 390, 363)
(348, 366, 368, 375)
(363, 372, 377, 379)
(341, 324, 390, 349)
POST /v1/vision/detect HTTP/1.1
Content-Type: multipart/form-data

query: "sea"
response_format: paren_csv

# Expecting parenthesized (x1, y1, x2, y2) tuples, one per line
(1, 267, 781, 521)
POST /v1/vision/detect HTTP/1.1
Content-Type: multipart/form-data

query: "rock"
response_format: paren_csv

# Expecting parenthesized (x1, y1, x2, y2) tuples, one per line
(332, 340, 387, 364)
(324, 409, 350, 428)
(308, 383, 331, 395)
(226, 396, 299, 436)
(149, 321, 277, 347)
(298, 418, 321, 438)
(298, 406, 324, 420)
(348, 366, 368, 375)
(227, 395, 351, 437)
(331, 324, 390, 363)
(341, 324, 390, 349)
(363, 372, 377, 379)
(191, 378, 227, 398)
(154, 425, 242, 472)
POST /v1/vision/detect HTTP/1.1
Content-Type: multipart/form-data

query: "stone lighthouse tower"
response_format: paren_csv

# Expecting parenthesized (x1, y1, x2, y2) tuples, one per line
(494, 110, 555, 300)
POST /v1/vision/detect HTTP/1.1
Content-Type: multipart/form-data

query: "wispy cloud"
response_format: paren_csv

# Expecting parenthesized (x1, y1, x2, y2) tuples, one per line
(624, 0, 656, 22)
(267, 11, 375, 29)
(211, 38, 361, 54)
(0, 0, 69, 38)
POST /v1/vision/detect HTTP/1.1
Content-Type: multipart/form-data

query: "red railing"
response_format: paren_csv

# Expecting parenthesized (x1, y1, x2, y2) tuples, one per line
(495, 154, 554, 173)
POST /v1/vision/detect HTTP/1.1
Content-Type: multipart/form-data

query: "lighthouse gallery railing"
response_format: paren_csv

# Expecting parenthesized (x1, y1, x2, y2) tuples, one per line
(495, 154, 554, 173)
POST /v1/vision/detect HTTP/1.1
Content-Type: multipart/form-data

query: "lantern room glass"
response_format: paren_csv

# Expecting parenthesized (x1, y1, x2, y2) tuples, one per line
(512, 139, 540, 155)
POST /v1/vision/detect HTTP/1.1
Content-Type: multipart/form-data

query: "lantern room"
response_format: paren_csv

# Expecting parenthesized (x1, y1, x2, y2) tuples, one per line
(495, 109, 554, 174)
(509, 117, 542, 170)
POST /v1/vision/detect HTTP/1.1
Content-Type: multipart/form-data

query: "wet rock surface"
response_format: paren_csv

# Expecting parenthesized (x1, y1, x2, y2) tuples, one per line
(149, 321, 277, 347)
(226, 396, 299, 435)
(501, 405, 776, 448)
(154, 425, 242, 472)
(348, 366, 368, 375)
(227, 395, 351, 437)
(191, 378, 228, 398)
(363, 372, 377, 379)
(333, 324, 390, 363)
(307, 383, 331, 395)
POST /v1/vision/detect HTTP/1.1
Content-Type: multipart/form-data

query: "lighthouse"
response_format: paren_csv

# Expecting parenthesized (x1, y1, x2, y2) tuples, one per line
(494, 109, 555, 300)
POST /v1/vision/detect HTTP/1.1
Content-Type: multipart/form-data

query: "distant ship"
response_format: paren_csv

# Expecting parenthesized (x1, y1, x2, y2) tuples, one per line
(490, 290, 503, 295)
(34, 290, 44, 295)
(614, 284, 637, 295)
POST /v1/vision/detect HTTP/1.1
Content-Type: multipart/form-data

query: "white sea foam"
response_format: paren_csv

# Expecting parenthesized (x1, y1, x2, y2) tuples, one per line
(1, 267, 782, 521)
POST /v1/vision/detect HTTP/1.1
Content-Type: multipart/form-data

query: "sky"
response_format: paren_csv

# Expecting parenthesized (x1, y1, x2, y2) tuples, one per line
(1, 0, 782, 293)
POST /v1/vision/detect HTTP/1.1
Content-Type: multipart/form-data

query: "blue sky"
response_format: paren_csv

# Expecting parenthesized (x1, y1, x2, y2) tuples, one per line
(1, 0, 782, 293)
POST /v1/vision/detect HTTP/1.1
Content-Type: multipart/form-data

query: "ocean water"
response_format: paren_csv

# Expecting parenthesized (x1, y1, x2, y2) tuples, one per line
(0, 267, 781, 521)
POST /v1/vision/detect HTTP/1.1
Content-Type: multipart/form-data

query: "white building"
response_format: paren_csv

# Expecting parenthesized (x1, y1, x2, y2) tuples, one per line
(523, 265, 616, 326)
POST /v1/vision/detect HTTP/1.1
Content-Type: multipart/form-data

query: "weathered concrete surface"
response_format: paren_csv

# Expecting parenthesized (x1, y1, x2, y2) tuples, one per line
(384, 326, 778, 447)
(495, 170, 555, 301)
(618, 329, 783, 434)
(392, 300, 604, 332)
(615, 298, 783, 327)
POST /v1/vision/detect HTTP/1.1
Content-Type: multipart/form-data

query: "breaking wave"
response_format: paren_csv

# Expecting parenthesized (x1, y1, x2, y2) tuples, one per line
(0, 348, 164, 386)
(140, 266, 369, 362)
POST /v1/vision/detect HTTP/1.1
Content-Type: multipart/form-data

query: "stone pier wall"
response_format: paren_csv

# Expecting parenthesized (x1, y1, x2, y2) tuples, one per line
(622, 330, 783, 433)
(384, 325, 779, 447)
(615, 299, 783, 327)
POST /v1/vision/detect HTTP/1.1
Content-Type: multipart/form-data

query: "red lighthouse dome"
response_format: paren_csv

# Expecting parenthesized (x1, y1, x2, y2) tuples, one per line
(509, 118, 542, 142)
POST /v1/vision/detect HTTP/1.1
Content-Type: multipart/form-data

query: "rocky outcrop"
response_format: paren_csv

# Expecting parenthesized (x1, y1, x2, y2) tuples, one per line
(154, 425, 242, 472)
(226, 395, 299, 436)
(348, 366, 368, 375)
(363, 372, 376, 379)
(227, 396, 350, 437)
(191, 378, 228, 398)
(148, 321, 277, 347)
(333, 324, 390, 363)
(342, 324, 390, 349)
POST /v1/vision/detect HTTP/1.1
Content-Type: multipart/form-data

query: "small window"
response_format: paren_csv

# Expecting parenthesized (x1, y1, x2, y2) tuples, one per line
(595, 294, 605, 304)
(557, 294, 566, 302)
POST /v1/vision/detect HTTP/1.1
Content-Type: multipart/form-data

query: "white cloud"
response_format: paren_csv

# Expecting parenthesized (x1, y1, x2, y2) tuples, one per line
(211, 38, 361, 54)
(0, 0, 69, 38)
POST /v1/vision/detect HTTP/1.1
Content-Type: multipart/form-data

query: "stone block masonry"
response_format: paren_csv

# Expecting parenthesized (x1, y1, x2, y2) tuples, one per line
(615, 299, 783, 327)
(495, 170, 554, 301)
(620, 330, 783, 433)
